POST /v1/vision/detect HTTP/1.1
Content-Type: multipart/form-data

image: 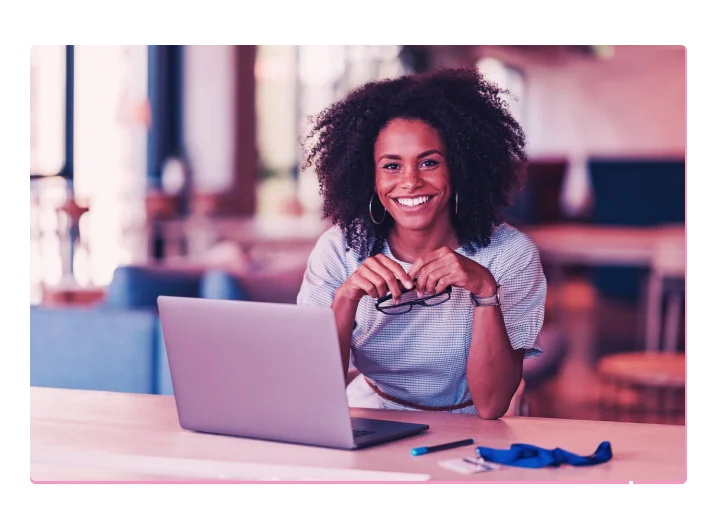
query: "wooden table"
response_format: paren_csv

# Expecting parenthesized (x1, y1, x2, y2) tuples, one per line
(40, 283, 106, 307)
(30, 388, 685, 482)
(524, 224, 684, 267)
(158, 215, 331, 258)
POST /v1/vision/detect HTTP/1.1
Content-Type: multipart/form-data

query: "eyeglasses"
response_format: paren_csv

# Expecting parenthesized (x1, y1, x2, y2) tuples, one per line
(374, 281, 452, 315)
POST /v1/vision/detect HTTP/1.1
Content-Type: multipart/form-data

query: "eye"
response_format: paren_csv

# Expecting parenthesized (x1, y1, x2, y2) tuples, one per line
(382, 163, 401, 170)
(420, 159, 439, 168)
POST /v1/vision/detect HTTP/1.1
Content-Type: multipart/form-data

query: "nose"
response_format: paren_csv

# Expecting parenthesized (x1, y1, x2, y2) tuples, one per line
(399, 166, 422, 191)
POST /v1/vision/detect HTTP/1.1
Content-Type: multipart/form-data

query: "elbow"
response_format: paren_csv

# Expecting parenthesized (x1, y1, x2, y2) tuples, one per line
(475, 402, 509, 420)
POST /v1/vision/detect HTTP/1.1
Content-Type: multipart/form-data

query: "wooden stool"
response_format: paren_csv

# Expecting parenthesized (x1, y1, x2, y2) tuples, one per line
(597, 352, 685, 424)
(599, 228, 685, 425)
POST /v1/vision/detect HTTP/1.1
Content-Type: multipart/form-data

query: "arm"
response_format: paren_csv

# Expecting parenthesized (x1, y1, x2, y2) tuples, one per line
(331, 293, 358, 379)
(467, 243, 547, 419)
(466, 281, 524, 419)
(297, 228, 355, 377)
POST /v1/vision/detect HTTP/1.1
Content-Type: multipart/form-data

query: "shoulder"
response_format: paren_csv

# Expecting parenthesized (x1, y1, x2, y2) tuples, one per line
(472, 223, 542, 280)
(312, 225, 353, 257)
(490, 223, 540, 259)
(308, 225, 364, 273)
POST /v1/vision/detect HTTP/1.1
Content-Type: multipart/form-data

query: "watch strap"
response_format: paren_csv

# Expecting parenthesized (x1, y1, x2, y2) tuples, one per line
(471, 286, 500, 307)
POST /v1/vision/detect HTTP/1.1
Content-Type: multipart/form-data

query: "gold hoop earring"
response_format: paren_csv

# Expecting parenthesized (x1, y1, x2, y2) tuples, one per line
(369, 193, 387, 225)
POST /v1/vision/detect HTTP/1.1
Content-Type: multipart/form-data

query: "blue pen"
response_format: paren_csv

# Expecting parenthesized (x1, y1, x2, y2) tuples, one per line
(411, 438, 475, 456)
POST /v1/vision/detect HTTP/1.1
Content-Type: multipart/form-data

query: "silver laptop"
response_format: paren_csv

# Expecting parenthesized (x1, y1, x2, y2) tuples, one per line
(157, 296, 429, 449)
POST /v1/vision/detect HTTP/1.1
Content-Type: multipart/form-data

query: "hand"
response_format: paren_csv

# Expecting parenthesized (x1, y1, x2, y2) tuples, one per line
(408, 247, 497, 298)
(336, 254, 414, 304)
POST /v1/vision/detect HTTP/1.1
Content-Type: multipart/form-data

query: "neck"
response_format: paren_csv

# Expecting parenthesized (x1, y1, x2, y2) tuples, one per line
(387, 215, 458, 263)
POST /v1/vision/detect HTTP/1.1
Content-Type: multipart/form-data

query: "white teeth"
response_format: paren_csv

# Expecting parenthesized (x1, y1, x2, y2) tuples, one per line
(397, 196, 430, 207)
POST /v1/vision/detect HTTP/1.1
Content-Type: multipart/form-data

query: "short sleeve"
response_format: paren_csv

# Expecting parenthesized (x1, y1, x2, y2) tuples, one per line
(494, 233, 547, 357)
(297, 226, 351, 308)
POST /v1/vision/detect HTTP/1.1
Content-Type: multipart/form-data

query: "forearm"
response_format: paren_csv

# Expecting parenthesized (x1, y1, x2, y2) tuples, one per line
(466, 305, 524, 419)
(331, 291, 359, 378)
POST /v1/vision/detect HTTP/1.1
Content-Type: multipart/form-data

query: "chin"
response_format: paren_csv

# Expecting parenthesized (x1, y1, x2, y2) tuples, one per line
(392, 215, 435, 231)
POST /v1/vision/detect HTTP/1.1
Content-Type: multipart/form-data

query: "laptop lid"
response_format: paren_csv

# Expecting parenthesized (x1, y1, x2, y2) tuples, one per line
(157, 296, 357, 449)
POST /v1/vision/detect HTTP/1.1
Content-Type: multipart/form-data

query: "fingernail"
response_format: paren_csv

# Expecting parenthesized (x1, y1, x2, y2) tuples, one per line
(405, 281, 413, 289)
(417, 290, 423, 298)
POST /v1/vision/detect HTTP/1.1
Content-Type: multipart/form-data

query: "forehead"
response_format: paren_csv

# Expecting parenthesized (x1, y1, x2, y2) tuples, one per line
(374, 119, 445, 155)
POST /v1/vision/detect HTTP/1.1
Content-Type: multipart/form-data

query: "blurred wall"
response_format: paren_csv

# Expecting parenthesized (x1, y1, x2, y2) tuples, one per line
(430, 45, 685, 158)
(522, 45, 685, 158)
(426, 45, 685, 216)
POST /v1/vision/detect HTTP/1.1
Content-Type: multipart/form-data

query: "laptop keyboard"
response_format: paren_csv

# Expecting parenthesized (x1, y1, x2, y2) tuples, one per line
(353, 429, 374, 438)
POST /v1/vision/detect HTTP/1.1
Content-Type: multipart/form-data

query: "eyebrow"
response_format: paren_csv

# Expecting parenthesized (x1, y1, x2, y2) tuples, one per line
(377, 149, 444, 162)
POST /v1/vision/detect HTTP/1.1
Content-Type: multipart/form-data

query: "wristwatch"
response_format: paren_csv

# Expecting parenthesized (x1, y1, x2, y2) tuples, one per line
(471, 286, 500, 307)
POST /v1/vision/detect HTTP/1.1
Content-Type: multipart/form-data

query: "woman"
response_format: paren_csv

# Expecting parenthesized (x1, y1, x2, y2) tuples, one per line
(297, 68, 546, 419)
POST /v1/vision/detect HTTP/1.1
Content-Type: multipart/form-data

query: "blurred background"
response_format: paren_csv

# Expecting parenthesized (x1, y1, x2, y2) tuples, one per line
(30, 45, 685, 424)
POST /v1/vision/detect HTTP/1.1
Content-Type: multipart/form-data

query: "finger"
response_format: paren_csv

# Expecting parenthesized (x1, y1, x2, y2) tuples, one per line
(415, 259, 448, 297)
(425, 265, 454, 295)
(350, 274, 382, 299)
(358, 267, 389, 299)
(408, 247, 447, 280)
(417, 250, 461, 293)
(366, 258, 405, 302)
(434, 273, 455, 294)
(373, 254, 414, 290)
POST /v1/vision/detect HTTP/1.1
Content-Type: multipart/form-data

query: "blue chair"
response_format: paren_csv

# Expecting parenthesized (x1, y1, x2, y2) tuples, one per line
(106, 265, 204, 308)
(30, 265, 247, 395)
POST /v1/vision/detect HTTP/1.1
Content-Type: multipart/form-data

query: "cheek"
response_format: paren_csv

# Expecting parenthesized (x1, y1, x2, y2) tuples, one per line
(417, 170, 452, 202)
(433, 168, 452, 190)
(375, 174, 393, 198)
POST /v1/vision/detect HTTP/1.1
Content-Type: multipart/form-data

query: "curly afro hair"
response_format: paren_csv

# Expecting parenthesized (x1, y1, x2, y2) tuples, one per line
(303, 68, 527, 258)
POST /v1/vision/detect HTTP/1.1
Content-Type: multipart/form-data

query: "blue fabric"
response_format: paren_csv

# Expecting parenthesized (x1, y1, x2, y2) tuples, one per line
(154, 321, 174, 395)
(200, 269, 248, 301)
(30, 306, 158, 393)
(476, 441, 612, 468)
(588, 158, 684, 300)
(106, 265, 204, 309)
(32, 266, 249, 395)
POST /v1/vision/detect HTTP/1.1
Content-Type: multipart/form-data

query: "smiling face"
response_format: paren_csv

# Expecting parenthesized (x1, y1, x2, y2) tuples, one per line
(373, 118, 453, 233)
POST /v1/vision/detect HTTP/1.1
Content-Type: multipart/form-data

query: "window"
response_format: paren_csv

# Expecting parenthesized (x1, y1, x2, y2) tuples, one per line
(255, 46, 405, 217)
(72, 45, 149, 286)
(30, 45, 71, 303)
(30, 45, 68, 177)
(30, 46, 150, 303)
